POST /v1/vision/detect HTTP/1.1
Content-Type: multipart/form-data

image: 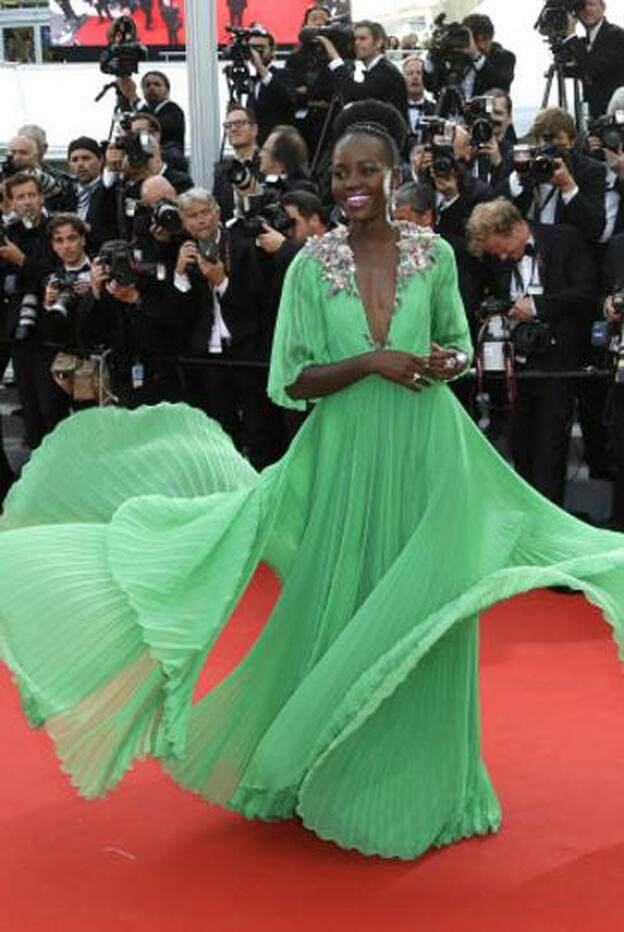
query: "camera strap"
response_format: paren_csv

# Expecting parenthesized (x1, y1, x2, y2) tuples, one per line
(531, 186, 558, 223)
(511, 254, 540, 299)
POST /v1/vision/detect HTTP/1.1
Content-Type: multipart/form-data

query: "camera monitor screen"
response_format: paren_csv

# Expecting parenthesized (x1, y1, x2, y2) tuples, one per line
(49, 1, 351, 47)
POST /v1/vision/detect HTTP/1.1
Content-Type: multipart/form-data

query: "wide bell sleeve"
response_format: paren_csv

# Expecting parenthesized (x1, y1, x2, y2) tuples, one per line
(429, 238, 474, 364)
(268, 248, 330, 411)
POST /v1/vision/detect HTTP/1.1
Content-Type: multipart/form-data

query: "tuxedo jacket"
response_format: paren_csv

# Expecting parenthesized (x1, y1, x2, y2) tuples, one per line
(329, 57, 408, 123)
(567, 20, 624, 118)
(139, 99, 186, 152)
(248, 66, 296, 145)
(487, 223, 598, 370)
(603, 232, 624, 294)
(424, 43, 516, 98)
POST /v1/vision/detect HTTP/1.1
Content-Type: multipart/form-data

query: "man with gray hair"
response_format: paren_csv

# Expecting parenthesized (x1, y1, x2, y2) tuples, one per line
(170, 186, 286, 467)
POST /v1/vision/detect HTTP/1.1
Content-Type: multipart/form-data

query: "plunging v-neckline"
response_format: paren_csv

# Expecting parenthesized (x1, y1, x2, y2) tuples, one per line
(350, 233, 400, 349)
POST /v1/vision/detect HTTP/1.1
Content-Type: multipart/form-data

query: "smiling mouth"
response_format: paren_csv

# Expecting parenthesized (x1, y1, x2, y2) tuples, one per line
(345, 194, 371, 209)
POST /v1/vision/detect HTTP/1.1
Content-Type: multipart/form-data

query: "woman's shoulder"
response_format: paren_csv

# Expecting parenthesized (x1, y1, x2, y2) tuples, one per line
(298, 226, 358, 297)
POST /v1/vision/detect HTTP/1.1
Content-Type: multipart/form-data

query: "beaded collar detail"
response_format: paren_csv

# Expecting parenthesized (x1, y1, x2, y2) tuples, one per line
(303, 221, 440, 303)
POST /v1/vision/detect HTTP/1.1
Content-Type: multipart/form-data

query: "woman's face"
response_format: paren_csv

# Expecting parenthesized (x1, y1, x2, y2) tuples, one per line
(331, 135, 394, 223)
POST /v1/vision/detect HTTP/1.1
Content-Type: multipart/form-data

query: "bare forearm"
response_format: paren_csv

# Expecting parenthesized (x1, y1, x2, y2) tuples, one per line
(287, 353, 375, 400)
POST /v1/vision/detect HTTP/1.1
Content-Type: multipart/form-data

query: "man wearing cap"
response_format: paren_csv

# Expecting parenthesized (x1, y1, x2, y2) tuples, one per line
(66, 137, 106, 250)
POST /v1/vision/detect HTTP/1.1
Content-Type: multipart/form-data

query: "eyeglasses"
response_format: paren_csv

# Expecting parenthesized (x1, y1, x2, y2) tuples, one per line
(223, 119, 251, 130)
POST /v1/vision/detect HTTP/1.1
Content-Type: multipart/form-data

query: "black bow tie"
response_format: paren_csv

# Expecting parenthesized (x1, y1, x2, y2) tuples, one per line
(409, 102, 424, 110)
(523, 242, 536, 258)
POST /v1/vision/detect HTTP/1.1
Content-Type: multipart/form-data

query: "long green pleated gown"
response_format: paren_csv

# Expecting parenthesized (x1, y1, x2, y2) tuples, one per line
(2, 223, 624, 860)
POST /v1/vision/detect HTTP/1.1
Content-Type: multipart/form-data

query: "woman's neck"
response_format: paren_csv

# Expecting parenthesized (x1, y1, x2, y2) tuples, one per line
(348, 214, 396, 245)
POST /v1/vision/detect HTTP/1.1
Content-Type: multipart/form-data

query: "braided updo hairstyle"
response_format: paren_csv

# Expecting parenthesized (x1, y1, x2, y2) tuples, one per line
(332, 100, 408, 167)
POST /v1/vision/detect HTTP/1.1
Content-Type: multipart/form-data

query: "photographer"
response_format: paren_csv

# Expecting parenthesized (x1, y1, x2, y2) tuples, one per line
(564, 0, 624, 119)
(0, 173, 69, 449)
(402, 56, 436, 141)
(117, 71, 186, 159)
(283, 6, 339, 160)
(259, 125, 317, 194)
(246, 30, 296, 145)
(497, 107, 606, 242)
(467, 198, 598, 505)
(2, 134, 74, 214)
(169, 188, 286, 467)
(42, 214, 92, 346)
(213, 106, 261, 222)
(317, 20, 408, 123)
(423, 15, 515, 114)
(79, 241, 186, 408)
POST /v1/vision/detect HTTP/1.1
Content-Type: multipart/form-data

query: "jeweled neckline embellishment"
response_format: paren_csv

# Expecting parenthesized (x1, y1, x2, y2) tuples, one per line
(304, 221, 440, 349)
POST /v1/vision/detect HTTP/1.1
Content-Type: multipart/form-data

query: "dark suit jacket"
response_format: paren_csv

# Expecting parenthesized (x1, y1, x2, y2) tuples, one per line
(424, 43, 516, 98)
(248, 65, 296, 145)
(139, 99, 186, 152)
(487, 223, 598, 369)
(566, 20, 624, 118)
(329, 57, 408, 123)
(603, 232, 624, 294)
(495, 150, 607, 243)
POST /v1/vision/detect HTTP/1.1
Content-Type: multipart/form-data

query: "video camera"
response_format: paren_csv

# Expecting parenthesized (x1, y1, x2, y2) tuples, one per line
(221, 25, 268, 99)
(298, 18, 354, 62)
(99, 14, 148, 77)
(465, 96, 497, 148)
(588, 111, 624, 153)
(427, 14, 473, 66)
(535, 0, 584, 41)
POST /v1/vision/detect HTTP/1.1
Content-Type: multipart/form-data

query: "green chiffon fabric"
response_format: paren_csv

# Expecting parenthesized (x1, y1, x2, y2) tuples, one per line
(2, 228, 624, 861)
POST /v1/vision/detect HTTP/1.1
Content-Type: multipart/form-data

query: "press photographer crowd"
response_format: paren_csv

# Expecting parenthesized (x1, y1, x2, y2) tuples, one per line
(4, 0, 624, 525)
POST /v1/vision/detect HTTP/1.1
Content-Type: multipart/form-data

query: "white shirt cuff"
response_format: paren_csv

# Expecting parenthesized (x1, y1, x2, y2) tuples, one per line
(329, 58, 344, 71)
(214, 276, 229, 297)
(174, 272, 192, 293)
(561, 185, 579, 204)
(508, 171, 524, 198)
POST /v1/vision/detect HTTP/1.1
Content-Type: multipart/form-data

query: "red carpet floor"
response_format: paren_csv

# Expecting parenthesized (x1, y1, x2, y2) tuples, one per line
(2, 567, 624, 932)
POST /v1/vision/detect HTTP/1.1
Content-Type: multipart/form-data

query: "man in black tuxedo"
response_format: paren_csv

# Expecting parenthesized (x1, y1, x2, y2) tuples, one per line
(316, 20, 408, 124)
(169, 188, 286, 468)
(564, 0, 624, 119)
(212, 106, 261, 223)
(468, 199, 598, 505)
(117, 72, 186, 158)
(247, 31, 296, 146)
(424, 14, 515, 108)
(601, 232, 624, 526)
(495, 107, 606, 243)
(402, 55, 435, 143)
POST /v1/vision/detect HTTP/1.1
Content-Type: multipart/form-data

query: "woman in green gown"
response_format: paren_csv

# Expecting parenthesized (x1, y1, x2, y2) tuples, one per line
(1, 104, 624, 861)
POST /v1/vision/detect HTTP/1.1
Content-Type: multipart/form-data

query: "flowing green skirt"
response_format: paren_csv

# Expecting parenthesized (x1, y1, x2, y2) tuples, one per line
(2, 380, 624, 860)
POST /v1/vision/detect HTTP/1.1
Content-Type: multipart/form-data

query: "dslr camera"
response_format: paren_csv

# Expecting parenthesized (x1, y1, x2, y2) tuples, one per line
(151, 198, 182, 236)
(588, 111, 624, 153)
(512, 143, 565, 185)
(227, 157, 259, 191)
(99, 240, 139, 287)
(99, 14, 148, 77)
(111, 115, 159, 169)
(0, 153, 18, 182)
(418, 117, 458, 176)
(536, 0, 585, 41)
(241, 182, 296, 239)
(465, 96, 496, 148)
(46, 269, 91, 320)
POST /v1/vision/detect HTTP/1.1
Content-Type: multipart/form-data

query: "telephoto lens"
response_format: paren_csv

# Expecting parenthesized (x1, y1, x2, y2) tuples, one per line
(14, 293, 39, 342)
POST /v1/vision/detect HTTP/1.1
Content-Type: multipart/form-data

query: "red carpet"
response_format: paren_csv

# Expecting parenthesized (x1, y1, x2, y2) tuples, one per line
(72, 1, 313, 47)
(2, 567, 624, 932)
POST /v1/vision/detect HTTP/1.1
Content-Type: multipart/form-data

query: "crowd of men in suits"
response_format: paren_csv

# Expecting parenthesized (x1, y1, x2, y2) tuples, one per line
(3, 0, 624, 525)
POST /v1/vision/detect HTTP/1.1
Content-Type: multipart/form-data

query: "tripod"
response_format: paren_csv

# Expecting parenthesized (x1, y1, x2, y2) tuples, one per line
(541, 39, 586, 131)
(94, 81, 134, 238)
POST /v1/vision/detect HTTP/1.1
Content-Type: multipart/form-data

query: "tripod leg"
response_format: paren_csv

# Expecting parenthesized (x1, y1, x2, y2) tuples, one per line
(541, 67, 554, 110)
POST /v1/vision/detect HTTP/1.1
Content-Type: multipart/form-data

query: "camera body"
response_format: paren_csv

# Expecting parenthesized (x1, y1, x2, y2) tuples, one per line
(418, 117, 458, 175)
(227, 157, 257, 191)
(465, 96, 496, 148)
(113, 128, 158, 169)
(99, 240, 139, 287)
(513, 143, 565, 185)
(99, 15, 147, 77)
(477, 298, 514, 372)
(241, 184, 296, 239)
(0, 153, 18, 182)
(47, 269, 91, 319)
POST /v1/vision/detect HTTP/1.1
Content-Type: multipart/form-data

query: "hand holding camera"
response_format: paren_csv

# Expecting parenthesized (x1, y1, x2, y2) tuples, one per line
(255, 222, 286, 254)
(508, 296, 537, 323)
(550, 157, 576, 192)
(44, 277, 60, 308)
(605, 146, 624, 179)
(90, 258, 109, 299)
(175, 240, 199, 277)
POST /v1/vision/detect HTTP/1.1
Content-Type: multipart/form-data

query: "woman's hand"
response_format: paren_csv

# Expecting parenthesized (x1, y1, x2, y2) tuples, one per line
(426, 343, 469, 381)
(369, 350, 433, 392)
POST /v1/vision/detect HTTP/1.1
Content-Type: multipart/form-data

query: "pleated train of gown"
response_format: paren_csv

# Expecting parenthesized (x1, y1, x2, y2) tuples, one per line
(2, 385, 624, 861)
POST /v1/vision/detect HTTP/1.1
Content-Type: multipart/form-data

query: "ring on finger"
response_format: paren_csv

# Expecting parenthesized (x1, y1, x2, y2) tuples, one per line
(411, 372, 423, 385)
